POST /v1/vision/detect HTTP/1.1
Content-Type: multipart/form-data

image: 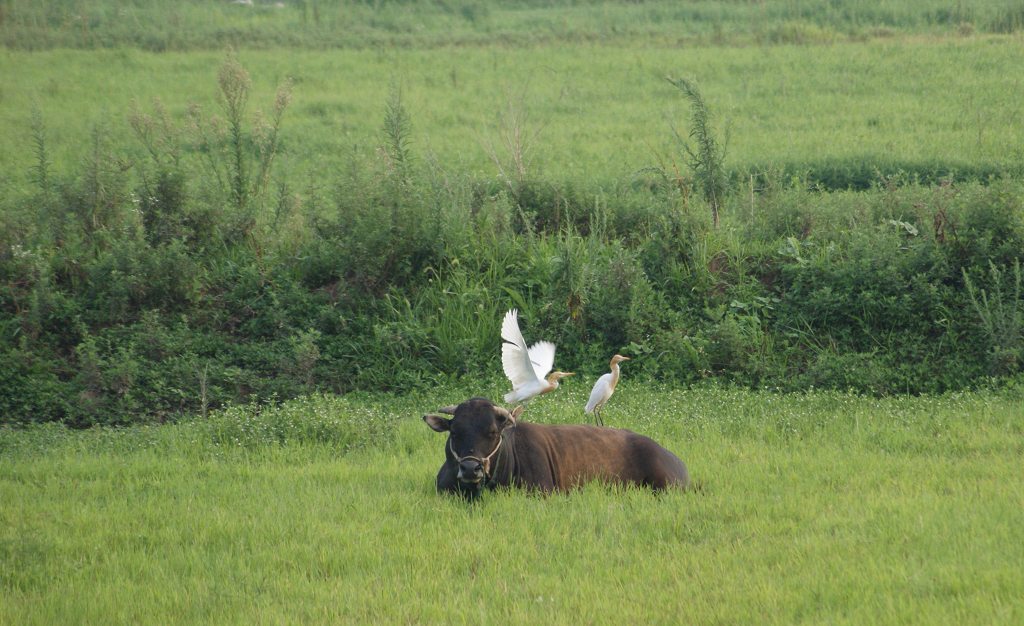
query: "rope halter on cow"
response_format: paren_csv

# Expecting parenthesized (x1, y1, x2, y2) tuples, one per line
(449, 434, 504, 483)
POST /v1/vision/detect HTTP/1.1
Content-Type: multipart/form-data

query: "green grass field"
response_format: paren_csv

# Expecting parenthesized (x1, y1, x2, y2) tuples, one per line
(3, 35, 1023, 194)
(3, 3, 1024, 621)
(3, 386, 1022, 624)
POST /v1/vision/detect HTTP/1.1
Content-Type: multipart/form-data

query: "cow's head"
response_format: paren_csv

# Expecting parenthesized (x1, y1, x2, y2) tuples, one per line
(423, 397, 523, 491)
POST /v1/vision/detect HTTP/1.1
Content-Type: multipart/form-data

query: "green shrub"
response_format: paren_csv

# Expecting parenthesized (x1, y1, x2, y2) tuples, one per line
(0, 347, 69, 424)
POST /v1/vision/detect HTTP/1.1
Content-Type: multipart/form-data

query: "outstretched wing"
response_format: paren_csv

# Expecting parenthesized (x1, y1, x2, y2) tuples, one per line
(501, 309, 543, 387)
(527, 341, 555, 379)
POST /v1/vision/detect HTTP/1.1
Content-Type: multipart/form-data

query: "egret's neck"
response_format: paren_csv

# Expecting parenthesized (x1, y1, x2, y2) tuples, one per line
(609, 362, 622, 389)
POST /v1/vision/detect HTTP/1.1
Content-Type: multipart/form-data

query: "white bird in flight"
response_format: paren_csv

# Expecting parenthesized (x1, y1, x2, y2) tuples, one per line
(501, 309, 573, 405)
(584, 354, 631, 426)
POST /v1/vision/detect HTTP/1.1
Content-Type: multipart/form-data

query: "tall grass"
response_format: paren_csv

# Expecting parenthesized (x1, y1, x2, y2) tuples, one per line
(666, 76, 727, 228)
(186, 54, 293, 219)
(29, 107, 51, 193)
(965, 260, 1023, 374)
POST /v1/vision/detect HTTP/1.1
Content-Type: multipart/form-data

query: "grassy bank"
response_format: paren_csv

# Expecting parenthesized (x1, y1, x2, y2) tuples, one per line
(2, 387, 1022, 623)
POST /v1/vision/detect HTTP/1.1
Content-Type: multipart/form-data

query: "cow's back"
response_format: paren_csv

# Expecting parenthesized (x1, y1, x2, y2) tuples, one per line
(511, 422, 689, 491)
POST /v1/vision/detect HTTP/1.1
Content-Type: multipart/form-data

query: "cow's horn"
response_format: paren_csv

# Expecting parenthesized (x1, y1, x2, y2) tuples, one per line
(437, 405, 457, 415)
(495, 406, 517, 424)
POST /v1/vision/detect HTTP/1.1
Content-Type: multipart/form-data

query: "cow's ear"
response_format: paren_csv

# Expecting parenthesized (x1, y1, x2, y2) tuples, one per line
(423, 414, 452, 432)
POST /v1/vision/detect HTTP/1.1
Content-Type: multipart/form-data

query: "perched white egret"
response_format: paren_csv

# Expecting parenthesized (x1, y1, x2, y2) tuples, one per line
(584, 354, 631, 426)
(501, 309, 573, 405)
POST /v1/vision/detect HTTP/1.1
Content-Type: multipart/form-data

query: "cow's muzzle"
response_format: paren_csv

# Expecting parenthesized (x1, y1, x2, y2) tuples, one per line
(457, 459, 485, 484)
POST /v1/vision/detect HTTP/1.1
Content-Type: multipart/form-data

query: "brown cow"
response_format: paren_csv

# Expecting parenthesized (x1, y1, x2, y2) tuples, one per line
(423, 397, 689, 499)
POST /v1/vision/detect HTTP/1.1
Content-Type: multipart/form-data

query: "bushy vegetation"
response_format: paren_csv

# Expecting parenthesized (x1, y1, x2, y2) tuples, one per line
(1, 50, 1022, 425)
